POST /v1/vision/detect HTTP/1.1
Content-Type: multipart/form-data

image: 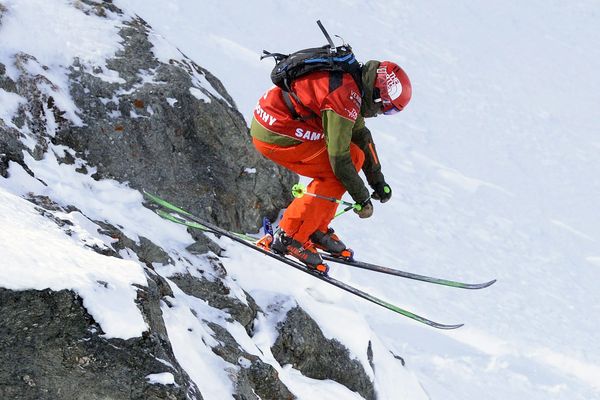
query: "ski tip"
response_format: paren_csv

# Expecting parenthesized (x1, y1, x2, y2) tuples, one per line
(463, 278, 497, 289)
(480, 279, 497, 288)
(436, 322, 465, 330)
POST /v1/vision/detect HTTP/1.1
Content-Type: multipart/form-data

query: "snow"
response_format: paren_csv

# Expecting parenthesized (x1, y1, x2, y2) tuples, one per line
(0, 186, 148, 339)
(146, 372, 176, 385)
(0, 0, 122, 127)
(0, 0, 123, 80)
(1, 0, 600, 399)
(161, 283, 237, 399)
(189, 87, 211, 103)
(0, 88, 26, 129)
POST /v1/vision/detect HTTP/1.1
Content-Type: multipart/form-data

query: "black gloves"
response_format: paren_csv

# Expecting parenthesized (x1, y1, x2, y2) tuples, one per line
(354, 198, 373, 219)
(352, 182, 390, 219)
(371, 182, 392, 203)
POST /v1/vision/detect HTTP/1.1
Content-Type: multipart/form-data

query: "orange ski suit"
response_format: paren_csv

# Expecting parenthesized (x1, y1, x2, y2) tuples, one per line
(252, 137, 364, 244)
(251, 69, 384, 245)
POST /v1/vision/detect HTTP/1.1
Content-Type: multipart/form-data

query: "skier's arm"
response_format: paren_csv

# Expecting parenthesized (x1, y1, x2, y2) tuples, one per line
(322, 110, 370, 204)
(351, 117, 385, 188)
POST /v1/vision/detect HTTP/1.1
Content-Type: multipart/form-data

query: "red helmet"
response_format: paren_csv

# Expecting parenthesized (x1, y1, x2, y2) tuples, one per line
(374, 61, 412, 115)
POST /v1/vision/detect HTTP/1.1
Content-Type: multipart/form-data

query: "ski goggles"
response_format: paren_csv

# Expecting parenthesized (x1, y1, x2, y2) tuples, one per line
(373, 92, 402, 115)
(381, 102, 402, 115)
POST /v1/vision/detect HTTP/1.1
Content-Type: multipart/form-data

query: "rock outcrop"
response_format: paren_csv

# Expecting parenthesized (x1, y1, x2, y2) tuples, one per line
(0, 1, 379, 399)
(0, 287, 202, 400)
(272, 307, 375, 400)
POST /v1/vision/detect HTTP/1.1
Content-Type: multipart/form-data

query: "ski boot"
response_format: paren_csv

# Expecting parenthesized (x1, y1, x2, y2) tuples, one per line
(272, 231, 329, 274)
(256, 217, 275, 250)
(255, 234, 273, 251)
(310, 228, 354, 260)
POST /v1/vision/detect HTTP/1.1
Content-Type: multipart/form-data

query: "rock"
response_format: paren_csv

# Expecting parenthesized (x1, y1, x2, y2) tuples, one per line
(55, 15, 295, 233)
(0, 3, 374, 399)
(0, 288, 202, 400)
(0, 124, 27, 179)
(170, 273, 260, 335)
(186, 228, 223, 256)
(271, 306, 375, 400)
(0, 64, 31, 179)
(207, 322, 295, 400)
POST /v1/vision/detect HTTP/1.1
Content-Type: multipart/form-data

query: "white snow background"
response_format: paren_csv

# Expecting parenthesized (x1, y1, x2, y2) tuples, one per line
(1, 0, 600, 399)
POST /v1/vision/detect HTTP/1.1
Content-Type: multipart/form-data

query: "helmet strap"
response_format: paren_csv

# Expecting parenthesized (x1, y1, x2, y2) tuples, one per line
(372, 87, 382, 103)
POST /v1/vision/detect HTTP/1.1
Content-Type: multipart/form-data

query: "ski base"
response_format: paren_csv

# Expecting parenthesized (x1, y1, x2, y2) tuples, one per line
(321, 254, 496, 290)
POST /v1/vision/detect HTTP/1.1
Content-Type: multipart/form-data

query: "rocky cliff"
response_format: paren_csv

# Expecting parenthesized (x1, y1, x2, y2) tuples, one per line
(0, 1, 377, 399)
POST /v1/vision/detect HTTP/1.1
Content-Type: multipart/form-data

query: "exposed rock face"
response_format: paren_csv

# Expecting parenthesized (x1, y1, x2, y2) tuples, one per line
(272, 307, 376, 400)
(170, 272, 260, 335)
(0, 63, 32, 178)
(0, 287, 202, 400)
(207, 322, 295, 400)
(0, 123, 26, 178)
(0, 2, 382, 399)
(57, 15, 295, 233)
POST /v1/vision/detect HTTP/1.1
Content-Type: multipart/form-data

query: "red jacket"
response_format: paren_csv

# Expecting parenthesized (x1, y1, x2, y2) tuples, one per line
(253, 71, 361, 142)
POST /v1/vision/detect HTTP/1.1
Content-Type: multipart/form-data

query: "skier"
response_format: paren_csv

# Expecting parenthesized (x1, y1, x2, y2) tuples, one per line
(251, 60, 411, 269)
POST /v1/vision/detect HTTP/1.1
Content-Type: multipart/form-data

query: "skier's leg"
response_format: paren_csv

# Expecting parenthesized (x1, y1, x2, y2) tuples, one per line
(252, 137, 365, 244)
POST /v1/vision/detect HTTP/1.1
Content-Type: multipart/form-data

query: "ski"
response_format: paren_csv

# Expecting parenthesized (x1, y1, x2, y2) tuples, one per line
(158, 205, 495, 290)
(144, 191, 464, 330)
(321, 255, 496, 290)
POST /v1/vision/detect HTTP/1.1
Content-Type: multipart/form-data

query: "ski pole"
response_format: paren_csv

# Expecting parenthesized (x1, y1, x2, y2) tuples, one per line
(291, 184, 363, 217)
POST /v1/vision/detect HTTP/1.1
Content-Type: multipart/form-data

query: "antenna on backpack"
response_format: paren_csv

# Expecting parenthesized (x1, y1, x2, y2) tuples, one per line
(334, 35, 347, 47)
(316, 20, 336, 52)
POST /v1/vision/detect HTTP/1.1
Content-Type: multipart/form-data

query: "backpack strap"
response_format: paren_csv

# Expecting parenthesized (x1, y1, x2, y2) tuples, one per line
(281, 90, 317, 121)
(329, 70, 343, 93)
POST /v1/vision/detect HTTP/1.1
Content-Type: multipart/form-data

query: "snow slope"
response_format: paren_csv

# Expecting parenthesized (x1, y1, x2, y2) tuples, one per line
(2, 0, 600, 399)
(114, 1, 600, 399)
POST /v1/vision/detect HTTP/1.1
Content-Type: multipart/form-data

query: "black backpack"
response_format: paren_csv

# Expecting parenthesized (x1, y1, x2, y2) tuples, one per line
(261, 20, 363, 120)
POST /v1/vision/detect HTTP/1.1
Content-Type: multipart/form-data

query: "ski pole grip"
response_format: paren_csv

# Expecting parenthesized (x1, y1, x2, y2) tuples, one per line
(291, 183, 306, 198)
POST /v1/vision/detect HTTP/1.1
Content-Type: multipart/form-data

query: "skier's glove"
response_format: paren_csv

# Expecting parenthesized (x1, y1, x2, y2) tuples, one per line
(354, 198, 373, 219)
(371, 182, 392, 203)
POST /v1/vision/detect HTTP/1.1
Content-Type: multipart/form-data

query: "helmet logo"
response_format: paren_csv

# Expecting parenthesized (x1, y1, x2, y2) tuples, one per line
(377, 66, 402, 101)
(386, 72, 402, 101)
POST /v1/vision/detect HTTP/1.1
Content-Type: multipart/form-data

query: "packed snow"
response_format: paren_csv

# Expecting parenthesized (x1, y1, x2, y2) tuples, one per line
(1, 0, 600, 399)
(0, 185, 148, 339)
(146, 372, 176, 385)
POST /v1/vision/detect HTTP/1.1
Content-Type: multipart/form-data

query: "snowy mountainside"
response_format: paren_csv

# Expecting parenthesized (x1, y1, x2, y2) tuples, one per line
(1, 1, 600, 400)
(1, 1, 421, 399)
(119, 1, 600, 399)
